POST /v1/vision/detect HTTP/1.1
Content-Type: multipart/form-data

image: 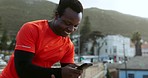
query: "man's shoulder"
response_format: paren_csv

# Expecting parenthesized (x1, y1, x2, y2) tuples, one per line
(28, 19, 48, 24)
(23, 19, 48, 29)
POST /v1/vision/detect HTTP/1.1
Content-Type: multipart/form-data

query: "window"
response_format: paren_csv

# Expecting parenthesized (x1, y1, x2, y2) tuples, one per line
(143, 75, 148, 78)
(128, 74, 134, 78)
(98, 43, 100, 46)
(113, 46, 117, 53)
(105, 42, 107, 45)
(105, 49, 108, 53)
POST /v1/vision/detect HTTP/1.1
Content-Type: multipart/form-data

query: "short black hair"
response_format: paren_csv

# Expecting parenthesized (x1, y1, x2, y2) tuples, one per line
(56, 0, 83, 17)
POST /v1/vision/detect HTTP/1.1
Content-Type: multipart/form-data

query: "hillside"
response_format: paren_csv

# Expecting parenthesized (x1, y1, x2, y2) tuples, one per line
(0, 0, 57, 35)
(82, 8, 148, 41)
(0, 0, 148, 41)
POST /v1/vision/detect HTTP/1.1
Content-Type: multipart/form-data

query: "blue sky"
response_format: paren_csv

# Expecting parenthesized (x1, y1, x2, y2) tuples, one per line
(48, 0, 148, 18)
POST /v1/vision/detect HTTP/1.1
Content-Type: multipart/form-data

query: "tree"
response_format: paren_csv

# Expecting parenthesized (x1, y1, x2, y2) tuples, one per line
(131, 32, 142, 56)
(0, 29, 9, 51)
(89, 31, 104, 55)
(8, 37, 16, 50)
(80, 16, 91, 37)
(106, 68, 112, 78)
(0, 17, 1, 30)
(80, 16, 91, 54)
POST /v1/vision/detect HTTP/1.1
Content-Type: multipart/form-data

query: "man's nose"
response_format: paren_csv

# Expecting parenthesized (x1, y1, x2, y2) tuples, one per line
(67, 26, 75, 32)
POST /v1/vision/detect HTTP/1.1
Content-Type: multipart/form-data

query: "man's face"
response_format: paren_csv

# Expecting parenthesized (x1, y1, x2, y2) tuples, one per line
(53, 8, 82, 37)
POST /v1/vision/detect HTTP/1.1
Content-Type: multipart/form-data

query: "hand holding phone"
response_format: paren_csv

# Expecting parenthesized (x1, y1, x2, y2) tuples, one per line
(77, 63, 93, 70)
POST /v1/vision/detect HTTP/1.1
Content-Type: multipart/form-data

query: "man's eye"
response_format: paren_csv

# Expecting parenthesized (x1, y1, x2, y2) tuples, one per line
(65, 21, 72, 26)
(65, 22, 71, 26)
(74, 25, 78, 27)
(62, 20, 70, 25)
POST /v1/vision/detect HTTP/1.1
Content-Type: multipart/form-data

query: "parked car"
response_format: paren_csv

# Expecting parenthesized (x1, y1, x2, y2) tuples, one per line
(0, 59, 7, 66)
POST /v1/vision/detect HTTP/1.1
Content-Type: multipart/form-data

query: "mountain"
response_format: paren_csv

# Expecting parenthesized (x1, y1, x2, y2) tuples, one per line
(0, 0, 148, 41)
(0, 0, 57, 35)
(82, 8, 148, 41)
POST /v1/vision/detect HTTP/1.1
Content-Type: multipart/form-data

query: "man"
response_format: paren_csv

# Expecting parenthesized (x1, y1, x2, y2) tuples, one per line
(0, 0, 83, 78)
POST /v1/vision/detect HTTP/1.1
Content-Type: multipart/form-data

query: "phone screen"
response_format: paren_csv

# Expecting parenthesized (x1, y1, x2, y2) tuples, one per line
(77, 63, 93, 70)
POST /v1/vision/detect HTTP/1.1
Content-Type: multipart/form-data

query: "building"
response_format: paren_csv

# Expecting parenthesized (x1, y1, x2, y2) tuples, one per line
(141, 42, 148, 56)
(117, 56, 148, 78)
(97, 35, 135, 63)
(94, 35, 135, 63)
(82, 34, 135, 63)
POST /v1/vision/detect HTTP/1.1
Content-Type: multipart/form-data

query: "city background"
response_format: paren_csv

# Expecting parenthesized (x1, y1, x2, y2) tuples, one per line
(0, 0, 148, 78)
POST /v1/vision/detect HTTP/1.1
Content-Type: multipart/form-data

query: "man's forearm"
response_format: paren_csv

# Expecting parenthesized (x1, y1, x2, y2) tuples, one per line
(14, 50, 62, 78)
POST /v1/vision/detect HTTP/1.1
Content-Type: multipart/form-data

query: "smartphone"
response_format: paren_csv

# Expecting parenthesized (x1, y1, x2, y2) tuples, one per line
(77, 63, 93, 70)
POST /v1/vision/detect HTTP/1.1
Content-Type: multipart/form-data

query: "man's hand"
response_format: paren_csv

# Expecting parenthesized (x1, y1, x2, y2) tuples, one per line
(61, 64, 83, 78)
(51, 74, 55, 78)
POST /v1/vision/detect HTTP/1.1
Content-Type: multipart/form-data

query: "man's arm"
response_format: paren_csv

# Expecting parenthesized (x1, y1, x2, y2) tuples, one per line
(14, 50, 62, 78)
(15, 50, 82, 78)
(60, 63, 72, 67)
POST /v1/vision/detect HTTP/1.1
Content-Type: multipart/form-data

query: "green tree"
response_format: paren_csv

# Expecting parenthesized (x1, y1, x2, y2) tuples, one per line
(131, 32, 142, 56)
(0, 17, 1, 30)
(106, 68, 112, 78)
(8, 37, 16, 50)
(80, 16, 91, 37)
(80, 16, 91, 54)
(89, 31, 104, 55)
(0, 29, 9, 50)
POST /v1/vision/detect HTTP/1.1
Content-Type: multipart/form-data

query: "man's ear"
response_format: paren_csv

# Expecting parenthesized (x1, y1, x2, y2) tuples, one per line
(55, 12, 59, 19)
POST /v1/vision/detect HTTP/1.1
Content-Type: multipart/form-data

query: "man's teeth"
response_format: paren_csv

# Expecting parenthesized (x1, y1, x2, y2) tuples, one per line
(64, 31, 70, 35)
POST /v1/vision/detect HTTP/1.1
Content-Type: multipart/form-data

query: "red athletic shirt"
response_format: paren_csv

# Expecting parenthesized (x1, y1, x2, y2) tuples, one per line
(0, 20, 75, 78)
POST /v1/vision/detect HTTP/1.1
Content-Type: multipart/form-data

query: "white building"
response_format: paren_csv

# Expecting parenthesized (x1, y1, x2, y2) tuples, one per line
(141, 42, 148, 56)
(97, 35, 135, 62)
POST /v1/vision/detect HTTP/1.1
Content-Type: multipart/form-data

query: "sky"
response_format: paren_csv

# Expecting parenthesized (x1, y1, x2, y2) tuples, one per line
(48, 0, 148, 18)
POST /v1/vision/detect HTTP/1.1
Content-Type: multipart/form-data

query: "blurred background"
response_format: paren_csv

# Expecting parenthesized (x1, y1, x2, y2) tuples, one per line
(1, 0, 148, 78)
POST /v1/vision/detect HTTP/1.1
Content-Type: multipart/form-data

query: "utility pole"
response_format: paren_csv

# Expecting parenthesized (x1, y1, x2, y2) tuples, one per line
(123, 43, 127, 78)
(78, 29, 81, 62)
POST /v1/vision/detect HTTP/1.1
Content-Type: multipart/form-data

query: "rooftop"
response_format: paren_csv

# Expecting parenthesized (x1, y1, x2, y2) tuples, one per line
(117, 56, 148, 70)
